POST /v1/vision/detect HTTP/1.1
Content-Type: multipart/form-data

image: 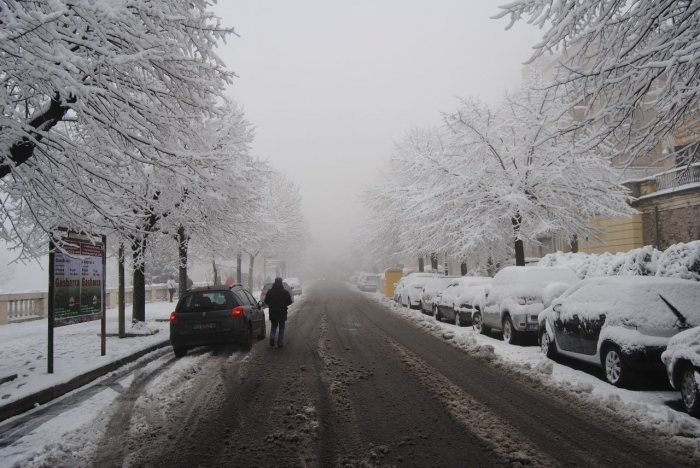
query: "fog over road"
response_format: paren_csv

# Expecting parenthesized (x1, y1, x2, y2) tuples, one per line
(99, 282, 694, 467)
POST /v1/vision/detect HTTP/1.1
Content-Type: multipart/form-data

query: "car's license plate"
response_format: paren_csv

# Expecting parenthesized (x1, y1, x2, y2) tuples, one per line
(526, 323, 538, 331)
(193, 322, 217, 330)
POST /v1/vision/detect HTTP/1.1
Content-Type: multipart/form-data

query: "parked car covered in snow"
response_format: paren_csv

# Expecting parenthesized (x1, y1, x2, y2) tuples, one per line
(477, 266, 579, 344)
(662, 326, 700, 416)
(419, 276, 458, 315)
(540, 276, 700, 388)
(357, 273, 380, 292)
(400, 273, 442, 309)
(393, 277, 407, 303)
(435, 277, 492, 326)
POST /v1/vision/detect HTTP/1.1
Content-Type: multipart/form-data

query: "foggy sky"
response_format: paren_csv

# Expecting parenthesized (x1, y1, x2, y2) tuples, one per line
(210, 1, 544, 260)
(0, 1, 546, 290)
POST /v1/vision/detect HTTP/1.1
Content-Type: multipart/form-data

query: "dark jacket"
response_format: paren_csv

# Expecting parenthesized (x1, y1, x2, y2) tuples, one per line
(264, 280, 293, 321)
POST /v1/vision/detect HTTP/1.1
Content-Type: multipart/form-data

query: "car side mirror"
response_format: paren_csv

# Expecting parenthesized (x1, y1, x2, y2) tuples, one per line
(257, 300, 264, 309)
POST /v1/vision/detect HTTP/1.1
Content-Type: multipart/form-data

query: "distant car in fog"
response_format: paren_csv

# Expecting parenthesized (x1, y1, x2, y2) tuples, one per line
(358, 273, 380, 292)
(284, 277, 302, 296)
(260, 281, 294, 304)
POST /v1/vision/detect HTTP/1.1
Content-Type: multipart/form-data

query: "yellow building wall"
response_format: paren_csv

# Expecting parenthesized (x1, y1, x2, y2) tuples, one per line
(581, 214, 643, 255)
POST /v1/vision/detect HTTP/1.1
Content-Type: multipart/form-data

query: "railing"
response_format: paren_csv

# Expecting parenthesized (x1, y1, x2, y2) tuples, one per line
(655, 164, 700, 191)
(0, 284, 175, 325)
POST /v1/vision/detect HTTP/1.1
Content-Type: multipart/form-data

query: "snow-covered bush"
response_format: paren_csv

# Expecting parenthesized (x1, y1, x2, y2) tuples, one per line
(538, 241, 700, 282)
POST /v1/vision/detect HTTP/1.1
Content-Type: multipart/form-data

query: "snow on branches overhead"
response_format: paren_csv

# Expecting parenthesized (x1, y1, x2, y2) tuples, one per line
(0, 0, 236, 258)
(359, 73, 635, 266)
(494, 0, 700, 166)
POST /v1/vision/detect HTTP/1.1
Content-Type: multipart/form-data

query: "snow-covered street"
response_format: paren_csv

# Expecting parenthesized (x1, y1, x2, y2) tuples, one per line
(2, 282, 699, 467)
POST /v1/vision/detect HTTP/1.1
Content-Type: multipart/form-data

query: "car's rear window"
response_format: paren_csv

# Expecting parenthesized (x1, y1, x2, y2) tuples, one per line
(179, 290, 237, 312)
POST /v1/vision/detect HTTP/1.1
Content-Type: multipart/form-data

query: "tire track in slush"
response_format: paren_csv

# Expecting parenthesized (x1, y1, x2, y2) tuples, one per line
(317, 314, 377, 467)
(384, 333, 558, 468)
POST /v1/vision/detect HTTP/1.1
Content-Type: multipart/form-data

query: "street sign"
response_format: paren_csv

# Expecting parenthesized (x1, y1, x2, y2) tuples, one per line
(48, 232, 107, 373)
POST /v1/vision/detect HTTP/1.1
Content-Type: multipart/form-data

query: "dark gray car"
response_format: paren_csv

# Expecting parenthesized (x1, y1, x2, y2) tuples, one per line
(169, 285, 266, 357)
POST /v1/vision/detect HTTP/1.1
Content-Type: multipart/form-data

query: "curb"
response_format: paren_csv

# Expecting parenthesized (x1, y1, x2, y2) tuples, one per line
(0, 339, 171, 423)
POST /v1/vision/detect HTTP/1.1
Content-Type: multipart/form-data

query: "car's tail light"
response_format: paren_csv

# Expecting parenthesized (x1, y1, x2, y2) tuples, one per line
(169, 312, 178, 324)
(414, 286, 422, 289)
(530, 315, 538, 321)
(231, 306, 245, 318)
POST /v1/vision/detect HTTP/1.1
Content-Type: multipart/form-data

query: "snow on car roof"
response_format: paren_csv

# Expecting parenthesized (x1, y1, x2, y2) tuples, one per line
(489, 266, 580, 303)
(557, 276, 700, 329)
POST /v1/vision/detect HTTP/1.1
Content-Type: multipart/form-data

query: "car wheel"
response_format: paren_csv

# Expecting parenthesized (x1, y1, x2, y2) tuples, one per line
(257, 321, 266, 340)
(680, 364, 700, 417)
(540, 329, 556, 359)
(502, 315, 519, 345)
(173, 346, 187, 358)
(473, 313, 489, 335)
(603, 344, 633, 387)
(243, 326, 253, 352)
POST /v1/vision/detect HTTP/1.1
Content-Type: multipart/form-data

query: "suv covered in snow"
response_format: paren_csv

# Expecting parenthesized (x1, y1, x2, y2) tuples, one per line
(540, 276, 700, 388)
(169, 285, 267, 357)
(477, 266, 579, 344)
(357, 273, 380, 292)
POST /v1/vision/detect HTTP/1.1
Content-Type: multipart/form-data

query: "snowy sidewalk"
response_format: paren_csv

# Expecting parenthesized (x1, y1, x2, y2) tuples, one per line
(0, 302, 175, 420)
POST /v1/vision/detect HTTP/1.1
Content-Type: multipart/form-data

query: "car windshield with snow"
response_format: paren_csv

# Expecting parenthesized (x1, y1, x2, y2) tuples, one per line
(540, 276, 700, 388)
(435, 277, 491, 327)
(478, 266, 580, 344)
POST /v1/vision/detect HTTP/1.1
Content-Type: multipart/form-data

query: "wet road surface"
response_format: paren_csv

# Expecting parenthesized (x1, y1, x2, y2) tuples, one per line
(96, 281, 697, 467)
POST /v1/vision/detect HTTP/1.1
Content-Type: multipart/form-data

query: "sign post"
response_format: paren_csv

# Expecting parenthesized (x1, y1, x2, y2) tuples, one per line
(48, 232, 107, 373)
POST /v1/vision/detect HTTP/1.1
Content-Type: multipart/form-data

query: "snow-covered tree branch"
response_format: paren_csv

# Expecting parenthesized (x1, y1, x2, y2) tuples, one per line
(494, 0, 700, 166)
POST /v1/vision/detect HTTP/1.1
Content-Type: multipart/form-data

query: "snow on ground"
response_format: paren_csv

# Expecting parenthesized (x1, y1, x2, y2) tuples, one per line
(0, 302, 174, 408)
(0, 292, 308, 468)
(365, 290, 700, 454)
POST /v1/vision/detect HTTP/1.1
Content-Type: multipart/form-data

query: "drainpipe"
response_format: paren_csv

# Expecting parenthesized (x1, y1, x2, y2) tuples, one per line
(654, 206, 660, 249)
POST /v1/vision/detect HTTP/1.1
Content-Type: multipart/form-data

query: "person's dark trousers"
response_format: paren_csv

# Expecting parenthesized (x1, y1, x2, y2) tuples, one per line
(270, 319, 286, 347)
(168, 288, 175, 302)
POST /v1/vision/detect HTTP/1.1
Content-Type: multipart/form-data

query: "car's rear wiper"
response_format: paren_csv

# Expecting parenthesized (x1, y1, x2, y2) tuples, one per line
(659, 294, 691, 329)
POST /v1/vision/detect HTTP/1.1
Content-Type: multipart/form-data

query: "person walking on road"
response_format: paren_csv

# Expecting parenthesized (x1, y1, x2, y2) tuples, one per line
(264, 277, 293, 348)
(166, 275, 176, 303)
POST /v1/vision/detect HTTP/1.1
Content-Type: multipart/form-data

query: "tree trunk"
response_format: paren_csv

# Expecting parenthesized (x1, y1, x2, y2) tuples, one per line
(418, 257, 424, 272)
(430, 253, 438, 270)
(248, 254, 256, 291)
(512, 213, 525, 266)
(132, 237, 147, 322)
(571, 235, 579, 254)
(118, 243, 125, 338)
(177, 226, 188, 296)
(212, 257, 219, 285)
(236, 253, 242, 284)
(460, 261, 468, 276)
